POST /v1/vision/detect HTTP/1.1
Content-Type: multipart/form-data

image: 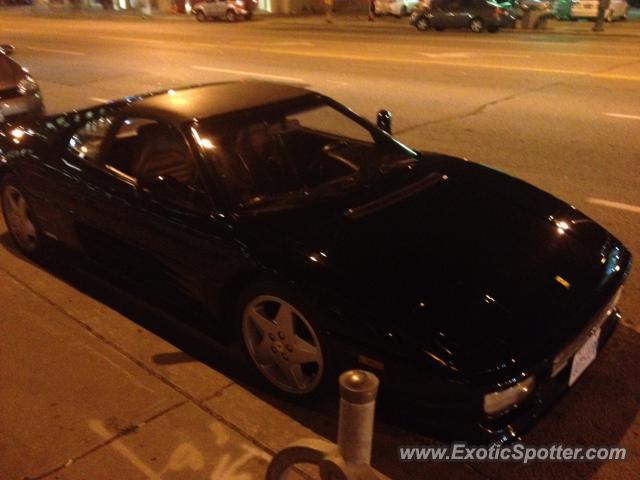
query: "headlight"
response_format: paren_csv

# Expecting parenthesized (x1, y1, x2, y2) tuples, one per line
(17, 75, 38, 95)
(483, 376, 535, 415)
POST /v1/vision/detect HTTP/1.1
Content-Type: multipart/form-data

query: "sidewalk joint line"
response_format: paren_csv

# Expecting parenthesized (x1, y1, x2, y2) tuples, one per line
(30, 401, 187, 480)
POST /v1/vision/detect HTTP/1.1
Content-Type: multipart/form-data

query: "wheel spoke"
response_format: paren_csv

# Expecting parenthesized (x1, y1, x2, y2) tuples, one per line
(17, 195, 28, 218)
(280, 363, 306, 390)
(289, 337, 320, 365)
(5, 191, 19, 213)
(274, 303, 295, 338)
(248, 306, 274, 335)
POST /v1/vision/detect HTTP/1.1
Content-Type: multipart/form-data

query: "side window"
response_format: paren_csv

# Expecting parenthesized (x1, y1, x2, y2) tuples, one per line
(103, 117, 195, 187)
(68, 116, 114, 164)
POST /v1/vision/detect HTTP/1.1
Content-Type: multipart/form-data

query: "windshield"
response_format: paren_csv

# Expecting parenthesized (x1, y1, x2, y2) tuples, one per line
(196, 95, 417, 209)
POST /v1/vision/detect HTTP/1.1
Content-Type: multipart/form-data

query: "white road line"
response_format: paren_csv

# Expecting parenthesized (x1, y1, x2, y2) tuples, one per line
(90, 97, 110, 103)
(587, 198, 640, 214)
(605, 113, 640, 121)
(192, 66, 303, 83)
(420, 52, 530, 59)
(274, 41, 314, 46)
(25, 46, 86, 56)
(420, 52, 471, 59)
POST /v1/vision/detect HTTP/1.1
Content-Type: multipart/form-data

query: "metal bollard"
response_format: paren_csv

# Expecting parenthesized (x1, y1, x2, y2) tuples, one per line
(265, 370, 382, 480)
(337, 370, 380, 465)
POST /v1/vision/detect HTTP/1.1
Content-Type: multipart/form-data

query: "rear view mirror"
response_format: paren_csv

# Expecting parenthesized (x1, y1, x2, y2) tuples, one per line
(377, 110, 392, 134)
(0, 45, 15, 56)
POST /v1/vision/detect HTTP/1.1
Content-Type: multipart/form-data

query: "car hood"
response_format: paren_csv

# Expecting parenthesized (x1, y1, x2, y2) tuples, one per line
(0, 55, 21, 90)
(237, 154, 631, 381)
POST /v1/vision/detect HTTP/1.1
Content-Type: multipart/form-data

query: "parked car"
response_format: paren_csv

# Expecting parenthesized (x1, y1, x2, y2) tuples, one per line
(0, 45, 44, 123)
(570, 0, 628, 21)
(0, 82, 631, 442)
(374, 0, 420, 16)
(410, 0, 511, 32)
(191, 0, 257, 21)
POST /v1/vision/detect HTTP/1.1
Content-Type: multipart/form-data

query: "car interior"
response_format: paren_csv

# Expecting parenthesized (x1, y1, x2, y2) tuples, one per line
(104, 118, 194, 186)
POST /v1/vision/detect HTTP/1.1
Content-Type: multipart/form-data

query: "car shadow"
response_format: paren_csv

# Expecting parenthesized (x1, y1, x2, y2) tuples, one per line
(1, 232, 638, 480)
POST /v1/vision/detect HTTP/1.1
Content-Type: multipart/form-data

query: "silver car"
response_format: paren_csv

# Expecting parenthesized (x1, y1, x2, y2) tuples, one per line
(191, 0, 256, 22)
(0, 45, 44, 124)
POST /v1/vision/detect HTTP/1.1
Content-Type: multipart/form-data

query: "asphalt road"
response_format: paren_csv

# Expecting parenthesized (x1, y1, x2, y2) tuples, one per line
(1, 12, 639, 480)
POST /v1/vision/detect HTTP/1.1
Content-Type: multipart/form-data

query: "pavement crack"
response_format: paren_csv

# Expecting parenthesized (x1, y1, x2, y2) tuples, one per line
(396, 81, 562, 134)
(29, 400, 188, 480)
(200, 380, 236, 402)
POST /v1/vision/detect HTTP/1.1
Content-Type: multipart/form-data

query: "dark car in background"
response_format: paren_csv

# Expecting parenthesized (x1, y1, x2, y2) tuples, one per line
(0, 45, 44, 123)
(0, 82, 631, 443)
(410, 0, 513, 32)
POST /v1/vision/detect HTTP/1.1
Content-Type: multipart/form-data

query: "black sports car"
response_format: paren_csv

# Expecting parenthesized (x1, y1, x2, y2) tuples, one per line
(0, 82, 631, 443)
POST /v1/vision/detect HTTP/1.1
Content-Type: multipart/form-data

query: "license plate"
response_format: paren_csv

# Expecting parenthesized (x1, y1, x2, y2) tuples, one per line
(569, 328, 600, 386)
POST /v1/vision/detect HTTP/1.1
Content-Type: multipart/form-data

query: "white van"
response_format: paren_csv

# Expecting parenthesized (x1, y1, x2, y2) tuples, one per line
(570, 0, 629, 21)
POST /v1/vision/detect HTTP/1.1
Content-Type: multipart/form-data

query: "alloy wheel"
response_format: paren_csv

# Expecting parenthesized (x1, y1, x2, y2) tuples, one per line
(416, 17, 430, 30)
(242, 295, 324, 394)
(469, 17, 484, 32)
(2, 185, 38, 253)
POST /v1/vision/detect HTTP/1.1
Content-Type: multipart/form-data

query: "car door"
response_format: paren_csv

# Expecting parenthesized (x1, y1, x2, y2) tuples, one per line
(447, 0, 477, 26)
(437, 0, 462, 26)
(94, 116, 234, 310)
(212, 0, 227, 16)
(200, 0, 216, 15)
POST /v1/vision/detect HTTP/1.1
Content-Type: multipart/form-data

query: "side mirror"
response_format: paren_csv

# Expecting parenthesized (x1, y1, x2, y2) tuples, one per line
(0, 44, 15, 56)
(377, 110, 392, 134)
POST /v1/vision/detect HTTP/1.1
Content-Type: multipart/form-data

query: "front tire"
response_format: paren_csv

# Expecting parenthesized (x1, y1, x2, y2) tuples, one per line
(195, 10, 207, 21)
(238, 283, 329, 397)
(1, 174, 48, 258)
(226, 9, 237, 22)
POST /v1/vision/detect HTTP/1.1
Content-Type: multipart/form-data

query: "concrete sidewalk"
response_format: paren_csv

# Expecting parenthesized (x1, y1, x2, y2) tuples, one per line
(0, 228, 321, 479)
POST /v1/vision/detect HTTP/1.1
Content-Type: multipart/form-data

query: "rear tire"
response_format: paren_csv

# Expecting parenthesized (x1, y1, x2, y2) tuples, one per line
(415, 16, 430, 31)
(226, 9, 237, 22)
(1, 174, 48, 258)
(469, 16, 484, 32)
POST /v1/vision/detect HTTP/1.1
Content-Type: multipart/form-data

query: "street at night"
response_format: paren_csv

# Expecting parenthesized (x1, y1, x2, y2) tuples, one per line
(0, 10, 639, 480)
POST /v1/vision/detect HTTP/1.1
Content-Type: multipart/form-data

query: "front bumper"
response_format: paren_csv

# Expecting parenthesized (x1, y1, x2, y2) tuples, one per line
(477, 307, 620, 443)
(0, 91, 44, 122)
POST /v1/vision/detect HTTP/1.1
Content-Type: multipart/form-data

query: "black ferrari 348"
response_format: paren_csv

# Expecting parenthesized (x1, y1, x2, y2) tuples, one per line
(0, 81, 631, 443)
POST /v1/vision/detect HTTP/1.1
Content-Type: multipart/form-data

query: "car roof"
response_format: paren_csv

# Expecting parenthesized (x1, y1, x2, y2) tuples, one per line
(122, 81, 313, 123)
